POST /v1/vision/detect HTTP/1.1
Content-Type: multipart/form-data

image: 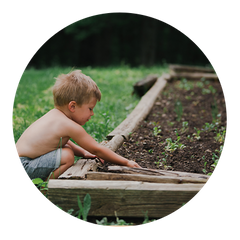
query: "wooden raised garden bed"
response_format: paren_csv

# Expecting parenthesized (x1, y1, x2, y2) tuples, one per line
(48, 65, 225, 221)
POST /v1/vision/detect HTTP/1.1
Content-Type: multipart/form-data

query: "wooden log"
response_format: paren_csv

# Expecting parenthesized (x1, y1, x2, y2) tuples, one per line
(133, 74, 158, 97)
(107, 74, 169, 140)
(107, 165, 164, 176)
(107, 165, 209, 180)
(100, 135, 125, 152)
(58, 159, 98, 179)
(48, 180, 204, 218)
(86, 172, 208, 184)
(169, 64, 215, 73)
(170, 71, 218, 81)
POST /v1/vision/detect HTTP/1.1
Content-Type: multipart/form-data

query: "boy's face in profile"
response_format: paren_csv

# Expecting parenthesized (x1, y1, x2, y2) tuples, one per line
(71, 97, 97, 125)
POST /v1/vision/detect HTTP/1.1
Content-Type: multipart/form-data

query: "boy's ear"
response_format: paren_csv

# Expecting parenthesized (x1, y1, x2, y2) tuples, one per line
(68, 101, 76, 112)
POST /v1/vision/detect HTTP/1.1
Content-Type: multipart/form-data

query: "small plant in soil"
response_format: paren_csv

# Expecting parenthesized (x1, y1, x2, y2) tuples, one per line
(155, 152, 171, 170)
(202, 156, 207, 174)
(202, 88, 211, 95)
(153, 126, 162, 137)
(202, 122, 216, 132)
(186, 135, 193, 142)
(165, 137, 186, 153)
(167, 121, 175, 127)
(76, 194, 91, 221)
(180, 121, 189, 133)
(214, 126, 226, 143)
(148, 149, 153, 154)
(96, 214, 133, 226)
(209, 85, 216, 94)
(178, 78, 194, 91)
(196, 81, 204, 88)
(193, 127, 201, 140)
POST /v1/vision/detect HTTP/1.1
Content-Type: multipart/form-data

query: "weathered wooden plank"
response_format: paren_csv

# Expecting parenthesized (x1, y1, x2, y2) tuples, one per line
(107, 165, 164, 176)
(86, 172, 208, 184)
(58, 159, 98, 179)
(133, 74, 159, 96)
(171, 71, 218, 81)
(107, 165, 209, 180)
(107, 74, 169, 140)
(169, 64, 215, 73)
(48, 180, 203, 218)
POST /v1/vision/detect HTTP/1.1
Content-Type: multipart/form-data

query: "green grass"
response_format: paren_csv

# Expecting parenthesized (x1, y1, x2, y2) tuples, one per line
(13, 65, 168, 142)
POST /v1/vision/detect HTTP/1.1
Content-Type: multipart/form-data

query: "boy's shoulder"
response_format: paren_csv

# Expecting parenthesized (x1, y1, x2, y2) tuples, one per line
(47, 108, 82, 134)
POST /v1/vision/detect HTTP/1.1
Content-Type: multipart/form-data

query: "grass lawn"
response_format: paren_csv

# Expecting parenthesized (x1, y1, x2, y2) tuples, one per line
(13, 65, 168, 143)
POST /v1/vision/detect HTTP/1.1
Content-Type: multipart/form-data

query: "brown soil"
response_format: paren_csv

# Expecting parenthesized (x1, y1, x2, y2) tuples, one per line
(108, 78, 226, 175)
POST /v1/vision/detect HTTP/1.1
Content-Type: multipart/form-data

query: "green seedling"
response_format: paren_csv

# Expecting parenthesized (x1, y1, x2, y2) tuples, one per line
(202, 88, 211, 94)
(142, 211, 154, 224)
(196, 81, 204, 88)
(202, 122, 216, 132)
(155, 152, 171, 170)
(167, 121, 175, 127)
(153, 126, 162, 137)
(181, 121, 189, 133)
(148, 149, 153, 154)
(193, 127, 201, 140)
(175, 129, 179, 137)
(165, 138, 178, 152)
(214, 127, 226, 143)
(178, 78, 194, 91)
(209, 85, 216, 94)
(186, 135, 193, 142)
(202, 161, 207, 174)
(165, 137, 186, 153)
(201, 155, 208, 174)
(76, 194, 91, 221)
(162, 152, 172, 170)
(151, 121, 158, 126)
(96, 216, 132, 226)
(154, 156, 161, 168)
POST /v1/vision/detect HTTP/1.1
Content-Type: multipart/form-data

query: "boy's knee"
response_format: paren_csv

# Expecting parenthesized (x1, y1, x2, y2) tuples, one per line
(61, 147, 74, 166)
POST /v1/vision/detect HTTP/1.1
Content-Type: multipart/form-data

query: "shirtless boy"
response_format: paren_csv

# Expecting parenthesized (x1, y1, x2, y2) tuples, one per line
(16, 70, 141, 180)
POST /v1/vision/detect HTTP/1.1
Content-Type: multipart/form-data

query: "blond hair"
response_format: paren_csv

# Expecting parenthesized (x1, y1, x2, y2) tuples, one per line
(53, 70, 101, 106)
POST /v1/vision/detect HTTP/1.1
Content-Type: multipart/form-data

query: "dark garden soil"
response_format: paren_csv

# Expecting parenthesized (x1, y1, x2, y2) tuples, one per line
(108, 78, 226, 175)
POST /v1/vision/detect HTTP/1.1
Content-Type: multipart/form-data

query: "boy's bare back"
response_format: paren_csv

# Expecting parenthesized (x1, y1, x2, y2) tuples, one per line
(16, 109, 73, 159)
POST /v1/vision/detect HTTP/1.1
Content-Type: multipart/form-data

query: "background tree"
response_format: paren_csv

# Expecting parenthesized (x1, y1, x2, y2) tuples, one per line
(28, 13, 210, 68)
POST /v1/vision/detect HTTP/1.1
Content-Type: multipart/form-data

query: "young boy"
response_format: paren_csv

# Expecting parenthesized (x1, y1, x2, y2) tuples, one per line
(16, 70, 141, 181)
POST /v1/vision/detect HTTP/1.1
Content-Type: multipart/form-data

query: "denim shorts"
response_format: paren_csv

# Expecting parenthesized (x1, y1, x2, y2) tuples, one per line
(20, 149, 61, 180)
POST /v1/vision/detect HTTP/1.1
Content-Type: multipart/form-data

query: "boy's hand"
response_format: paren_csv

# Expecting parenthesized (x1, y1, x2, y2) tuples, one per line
(83, 150, 97, 159)
(83, 151, 105, 164)
(126, 160, 141, 168)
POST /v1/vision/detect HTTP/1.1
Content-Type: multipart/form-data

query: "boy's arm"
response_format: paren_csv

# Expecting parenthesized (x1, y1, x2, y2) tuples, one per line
(70, 124, 141, 168)
(66, 140, 97, 158)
